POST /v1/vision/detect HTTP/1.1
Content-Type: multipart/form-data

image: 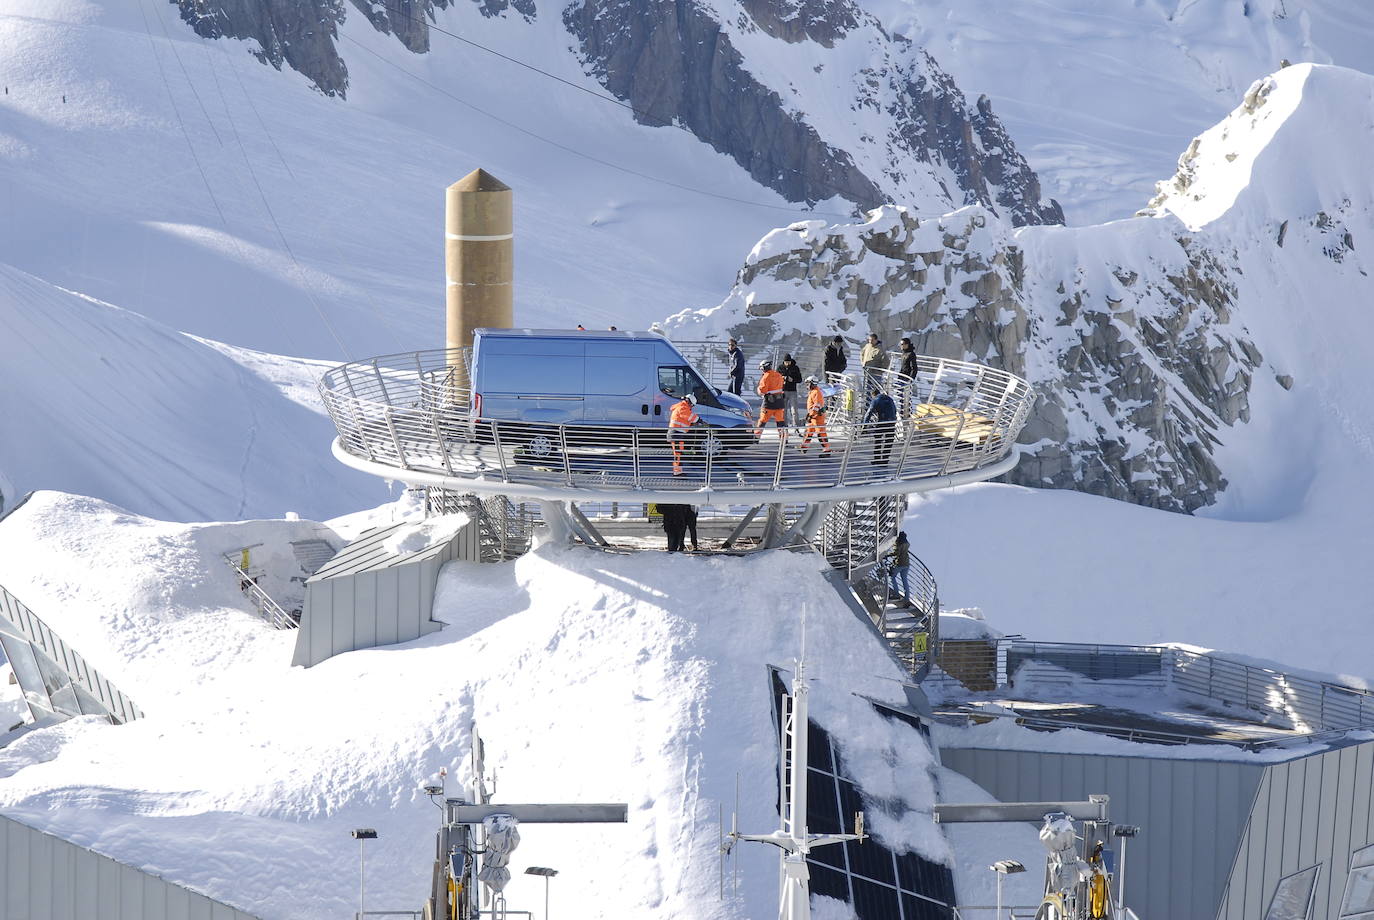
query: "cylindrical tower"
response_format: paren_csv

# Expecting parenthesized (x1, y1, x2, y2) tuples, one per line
(445, 169, 513, 354)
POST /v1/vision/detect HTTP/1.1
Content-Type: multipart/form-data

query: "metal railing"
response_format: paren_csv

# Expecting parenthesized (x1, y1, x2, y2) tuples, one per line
(221, 554, 298, 630)
(317, 344, 1034, 500)
(424, 490, 535, 561)
(928, 638, 1374, 747)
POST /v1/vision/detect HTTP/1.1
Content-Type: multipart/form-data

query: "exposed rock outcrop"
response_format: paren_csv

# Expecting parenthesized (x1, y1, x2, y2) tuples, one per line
(665, 206, 1261, 512)
(563, 0, 1064, 225)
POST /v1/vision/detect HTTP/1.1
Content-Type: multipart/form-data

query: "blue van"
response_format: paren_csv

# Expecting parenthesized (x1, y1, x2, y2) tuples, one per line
(469, 329, 754, 457)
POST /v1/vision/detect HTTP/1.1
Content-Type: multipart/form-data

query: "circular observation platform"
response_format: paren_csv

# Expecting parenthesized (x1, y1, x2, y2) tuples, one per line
(318, 343, 1035, 505)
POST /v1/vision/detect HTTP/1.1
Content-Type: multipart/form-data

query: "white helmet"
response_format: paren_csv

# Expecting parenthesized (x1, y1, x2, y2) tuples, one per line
(759, 360, 773, 371)
(805, 375, 819, 385)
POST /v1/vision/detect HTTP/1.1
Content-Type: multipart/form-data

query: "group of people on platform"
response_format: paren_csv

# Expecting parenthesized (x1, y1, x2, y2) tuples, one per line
(715, 333, 912, 467)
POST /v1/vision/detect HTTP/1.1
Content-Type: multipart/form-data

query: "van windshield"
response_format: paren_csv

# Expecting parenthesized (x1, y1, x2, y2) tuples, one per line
(658, 366, 721, 408)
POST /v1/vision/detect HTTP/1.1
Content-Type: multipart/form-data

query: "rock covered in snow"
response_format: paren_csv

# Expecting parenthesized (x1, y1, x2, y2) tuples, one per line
(666, 204, 1261, 512)
(666, 64, 1374, 513)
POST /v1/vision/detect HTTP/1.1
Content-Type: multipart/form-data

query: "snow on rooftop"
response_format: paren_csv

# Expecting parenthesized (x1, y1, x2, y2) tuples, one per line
(0, 494, 952, 919)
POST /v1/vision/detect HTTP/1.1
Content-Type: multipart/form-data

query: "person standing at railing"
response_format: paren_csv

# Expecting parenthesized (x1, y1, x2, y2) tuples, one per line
(823, 334, 848, 382)
(864, 389, 898, 465)
(897, 337, 917, 414)
(888, 531, 912, 607)
(755, 360, 788, 443)
(780, 354, 803, 430)
(668, 394, 701, 476)
(727, 339, 746, 395)
(798, 377, 831, 453)
(860, 333, 889, 397)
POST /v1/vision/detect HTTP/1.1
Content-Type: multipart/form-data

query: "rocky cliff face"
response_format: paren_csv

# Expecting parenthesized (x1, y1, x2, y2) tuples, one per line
(170, 0, 1062, 225)
(562, 0, 1063, 225)
(665, 205, 1261, 512)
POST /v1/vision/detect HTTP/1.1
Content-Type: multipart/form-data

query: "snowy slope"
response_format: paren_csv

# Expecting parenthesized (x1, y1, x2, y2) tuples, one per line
(0, 0, 846, 360)
(0, 263, 388, 521)
(878, 0, 1374, 223)
(0, 493, 952, 919)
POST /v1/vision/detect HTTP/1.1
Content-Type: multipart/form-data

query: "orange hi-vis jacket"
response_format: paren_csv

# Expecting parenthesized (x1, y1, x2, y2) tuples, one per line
(757, 369, 784, 397)
(807, 387, 827, 416)
(669, 399, 700, 430)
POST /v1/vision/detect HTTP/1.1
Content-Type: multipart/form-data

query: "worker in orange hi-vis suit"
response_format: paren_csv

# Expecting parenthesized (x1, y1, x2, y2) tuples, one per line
(798, 377, 831, 453)
(668, 394, 701, 475)
(755, 360, 787, 442)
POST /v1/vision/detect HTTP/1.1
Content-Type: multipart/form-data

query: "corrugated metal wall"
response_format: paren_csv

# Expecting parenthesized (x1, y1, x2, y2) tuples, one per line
(292, 520, 480, 668)
(1217, 740, 1374, 920)
(0, 583, 142, 724)
(1, 813, 259, 920)
(940, 747, 1265, 919)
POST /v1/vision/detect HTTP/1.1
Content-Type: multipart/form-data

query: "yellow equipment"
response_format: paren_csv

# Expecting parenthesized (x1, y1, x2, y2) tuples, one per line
(911, 402, 995, 445)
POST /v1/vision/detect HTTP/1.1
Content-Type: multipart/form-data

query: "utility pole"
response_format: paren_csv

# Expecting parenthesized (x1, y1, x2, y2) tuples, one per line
(351, 828, 378, 919)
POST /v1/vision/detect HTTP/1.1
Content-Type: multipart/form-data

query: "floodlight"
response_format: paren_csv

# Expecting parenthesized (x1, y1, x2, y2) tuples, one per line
(525, 867, 559, 877)
(1113, 825, 1140, 838)
(424, 785, 444, 796)
(991, 859, 1026, 874)
(351, 828, 378, 840)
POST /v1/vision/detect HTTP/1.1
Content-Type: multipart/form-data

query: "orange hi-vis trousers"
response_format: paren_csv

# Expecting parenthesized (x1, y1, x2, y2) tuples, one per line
(756, 408, 786, 439)
(802, 412, 830, 450)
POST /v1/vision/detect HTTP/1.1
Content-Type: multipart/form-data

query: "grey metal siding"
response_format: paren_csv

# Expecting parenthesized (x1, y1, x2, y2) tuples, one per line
(1, 813, 258, 920)
(0, 584, 142, 724)
(292, 519, 481, 668)
(940, 747, 1264, 920)
(1216, 740, 1374, 920)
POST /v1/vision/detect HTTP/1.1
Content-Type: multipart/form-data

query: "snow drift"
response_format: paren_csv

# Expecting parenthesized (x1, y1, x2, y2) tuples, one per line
(0, 263, 386, 521)
(0, 493, 951, 919)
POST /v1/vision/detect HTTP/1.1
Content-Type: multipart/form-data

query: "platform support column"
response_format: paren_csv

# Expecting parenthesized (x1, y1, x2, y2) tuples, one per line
(722, 505, 763, 549)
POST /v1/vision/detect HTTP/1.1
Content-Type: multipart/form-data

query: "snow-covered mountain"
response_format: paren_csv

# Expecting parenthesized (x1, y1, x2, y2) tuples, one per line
(668, 63, 1374, 514)
(172, 0, 1064, 224)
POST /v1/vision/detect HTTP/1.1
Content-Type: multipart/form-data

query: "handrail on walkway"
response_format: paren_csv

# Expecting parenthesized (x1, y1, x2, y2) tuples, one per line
(317, 341, 1035, 501)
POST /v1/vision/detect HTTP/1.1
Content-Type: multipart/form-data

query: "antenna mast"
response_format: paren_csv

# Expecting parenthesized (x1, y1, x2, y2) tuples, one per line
(727, 657, 865, 920)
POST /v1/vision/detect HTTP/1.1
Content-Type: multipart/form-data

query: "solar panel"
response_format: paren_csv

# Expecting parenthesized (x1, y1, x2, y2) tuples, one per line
(771, 671, 956, 919)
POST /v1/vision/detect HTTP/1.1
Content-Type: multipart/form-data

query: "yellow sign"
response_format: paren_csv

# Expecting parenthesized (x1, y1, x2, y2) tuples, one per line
(912, 632, 929, 654)
(240, 548, 250, 570)
(647, 503, 662, 518)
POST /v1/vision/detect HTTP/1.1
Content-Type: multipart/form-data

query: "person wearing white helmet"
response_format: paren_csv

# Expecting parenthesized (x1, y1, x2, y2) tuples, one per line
(667, 392, 700, 476)
(755, 359, 787, 442)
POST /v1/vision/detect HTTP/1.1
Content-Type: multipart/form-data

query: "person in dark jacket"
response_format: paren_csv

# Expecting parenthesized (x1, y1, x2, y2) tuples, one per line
(684, 505, 700, 551)
(864, 391, 898, 465)
(822, 335, 847, 377)
(897, 337, 917, 412)
(661, 504, 688, 552)
(780, 354, 804, 429)
(727, 339, 746, 395)
(889, 531, 911, 606)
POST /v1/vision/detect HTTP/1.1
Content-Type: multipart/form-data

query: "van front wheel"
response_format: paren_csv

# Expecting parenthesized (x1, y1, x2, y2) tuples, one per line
(525, 433, 558, 460)
(698, 429, 728, 459)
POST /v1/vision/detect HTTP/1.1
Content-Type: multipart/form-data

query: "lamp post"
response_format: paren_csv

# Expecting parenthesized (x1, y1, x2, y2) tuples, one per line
(352, 828, 378, 919)
(990, 859, 1026, 920)
(525, 866, 558, 920)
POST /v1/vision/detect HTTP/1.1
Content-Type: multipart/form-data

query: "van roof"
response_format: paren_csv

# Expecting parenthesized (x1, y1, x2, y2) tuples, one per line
(473, 328, 667, 342)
